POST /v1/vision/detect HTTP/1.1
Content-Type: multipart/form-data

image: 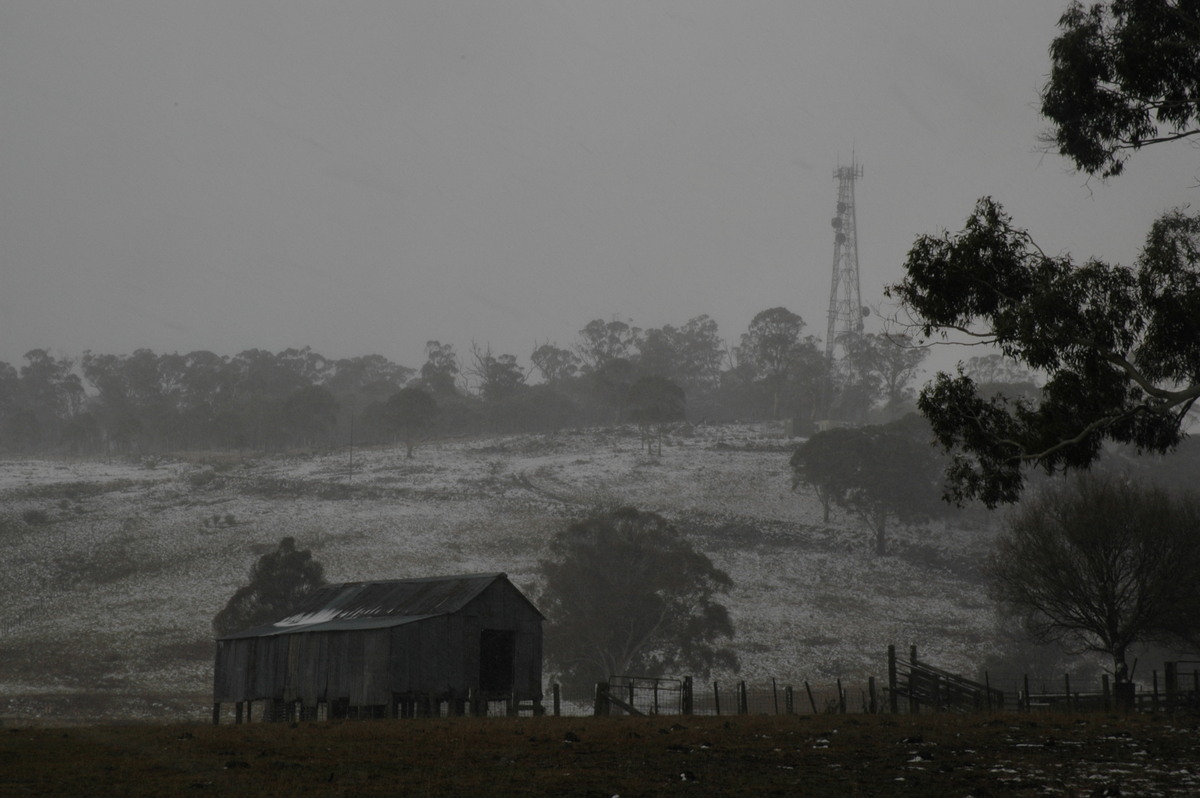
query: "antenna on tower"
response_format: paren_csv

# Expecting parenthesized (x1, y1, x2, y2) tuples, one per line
(825, 157, 865, 360)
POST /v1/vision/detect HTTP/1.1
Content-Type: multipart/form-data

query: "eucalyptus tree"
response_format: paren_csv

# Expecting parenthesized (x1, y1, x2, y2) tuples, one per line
(538, 507, 737, 697)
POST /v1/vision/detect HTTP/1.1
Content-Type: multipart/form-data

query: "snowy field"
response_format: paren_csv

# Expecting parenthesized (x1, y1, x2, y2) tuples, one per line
(0, 423, 1005, 722)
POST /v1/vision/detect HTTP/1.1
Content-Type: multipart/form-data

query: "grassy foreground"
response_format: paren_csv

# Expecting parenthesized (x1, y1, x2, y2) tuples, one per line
(2, 712, 1197, 797)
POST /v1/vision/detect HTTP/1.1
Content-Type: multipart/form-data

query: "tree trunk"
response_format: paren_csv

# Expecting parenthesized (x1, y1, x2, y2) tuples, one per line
(873, 514, 888, 556)
(1112, 646, 1135, 711)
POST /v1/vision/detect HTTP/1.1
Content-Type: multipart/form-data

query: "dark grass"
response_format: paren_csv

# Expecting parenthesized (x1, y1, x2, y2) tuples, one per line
(3, 712, 1198, 797)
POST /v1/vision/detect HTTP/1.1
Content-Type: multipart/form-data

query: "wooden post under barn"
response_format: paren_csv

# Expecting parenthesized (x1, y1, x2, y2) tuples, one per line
(909, 645, 920, 714)
(887, 645, 898, 714)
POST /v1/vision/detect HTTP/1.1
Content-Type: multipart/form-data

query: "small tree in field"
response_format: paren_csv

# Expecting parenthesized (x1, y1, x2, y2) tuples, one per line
(538, 507, 738, 697)
(213, 537, 326, 636)
(988, 474, 1200, 687)
(790, 415, 945, 555)
(383, 385, 438, 458)
(626, 375, 685, 455)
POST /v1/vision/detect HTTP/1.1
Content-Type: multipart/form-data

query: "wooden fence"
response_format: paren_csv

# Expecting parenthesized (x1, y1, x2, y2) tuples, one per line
(591, 675, 878, 717)
(586, 649, 1200, 719)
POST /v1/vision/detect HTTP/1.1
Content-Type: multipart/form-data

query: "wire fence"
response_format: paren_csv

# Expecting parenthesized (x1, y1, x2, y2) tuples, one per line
(576, 656, 1200, 719)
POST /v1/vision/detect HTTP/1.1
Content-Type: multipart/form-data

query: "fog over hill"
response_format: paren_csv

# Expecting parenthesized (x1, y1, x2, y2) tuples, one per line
(0, 423, 1019, 723)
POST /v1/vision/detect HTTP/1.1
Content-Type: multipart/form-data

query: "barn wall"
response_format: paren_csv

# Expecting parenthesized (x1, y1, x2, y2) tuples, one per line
(464, 580, 544, 700)
(389, 617, 459, 697)
(213, 638, 255, 703)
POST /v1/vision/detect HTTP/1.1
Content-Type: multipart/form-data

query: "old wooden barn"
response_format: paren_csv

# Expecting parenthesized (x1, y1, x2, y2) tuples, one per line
(213, 572, 543, 722)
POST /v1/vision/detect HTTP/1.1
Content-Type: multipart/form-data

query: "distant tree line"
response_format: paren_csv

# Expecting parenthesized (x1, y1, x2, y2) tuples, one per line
(0, 308, 927, 454)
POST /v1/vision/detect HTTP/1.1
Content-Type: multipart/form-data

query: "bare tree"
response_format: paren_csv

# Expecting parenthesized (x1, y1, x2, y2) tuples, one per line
(988, 473, 1200, 694)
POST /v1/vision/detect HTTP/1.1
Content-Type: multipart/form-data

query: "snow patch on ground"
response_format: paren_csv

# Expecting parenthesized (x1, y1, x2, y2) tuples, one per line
(0, 424, 1004, 722)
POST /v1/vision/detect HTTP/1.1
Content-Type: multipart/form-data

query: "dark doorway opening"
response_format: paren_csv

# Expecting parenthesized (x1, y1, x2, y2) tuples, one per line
(479, 629, 516, 693)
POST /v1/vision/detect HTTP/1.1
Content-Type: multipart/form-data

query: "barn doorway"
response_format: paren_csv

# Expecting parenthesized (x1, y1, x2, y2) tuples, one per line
(479, 629, 516, 693)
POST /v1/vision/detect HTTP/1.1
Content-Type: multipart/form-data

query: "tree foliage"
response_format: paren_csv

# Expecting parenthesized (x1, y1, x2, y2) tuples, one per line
(637, 315, 726, 398)
(419, 341, 461, 398)
(213, 537, 327, 636)
(790, 416, 946, 555)
(538, 507, 738, 697)
(884, 1, 1200, 506)
(467, 342, 527, 403)
(0, 306, 926, 453)
(988, 474, 1200, 681)
(383, 385, 438, 458)
(735, 307, 819, 419)
(530, 342, 581, 385)
(1040, 0, 1200, 178)
(576, 319, 641, 372)
(626, 375, 686, 455)
(888, 198, 1200, 507)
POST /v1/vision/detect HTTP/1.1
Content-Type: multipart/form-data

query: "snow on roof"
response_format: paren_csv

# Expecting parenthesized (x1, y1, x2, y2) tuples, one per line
(219, 572, 542, 639)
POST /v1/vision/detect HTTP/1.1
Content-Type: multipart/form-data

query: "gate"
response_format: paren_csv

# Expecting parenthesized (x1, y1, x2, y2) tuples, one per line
(889, 645, 1005, 713)
(595, 675, 692, 716)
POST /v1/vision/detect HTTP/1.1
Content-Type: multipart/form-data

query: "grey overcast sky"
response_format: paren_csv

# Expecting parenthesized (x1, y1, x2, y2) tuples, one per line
(2, 1, 1196, 374)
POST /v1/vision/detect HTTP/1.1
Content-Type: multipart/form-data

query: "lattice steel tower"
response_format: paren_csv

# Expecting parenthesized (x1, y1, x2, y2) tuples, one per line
(825, 159, 865, 359)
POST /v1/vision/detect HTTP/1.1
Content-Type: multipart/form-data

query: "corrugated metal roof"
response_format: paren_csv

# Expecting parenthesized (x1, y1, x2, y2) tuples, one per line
(219, 572, 542, 640)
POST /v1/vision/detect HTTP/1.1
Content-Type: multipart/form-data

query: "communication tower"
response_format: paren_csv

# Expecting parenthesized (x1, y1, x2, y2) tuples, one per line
(825, 159, 865, 359)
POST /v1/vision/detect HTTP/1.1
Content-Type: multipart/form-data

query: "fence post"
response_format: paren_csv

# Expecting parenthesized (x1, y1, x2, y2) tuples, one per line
(212, 702, 221, 726)
(836, 678, 846, 713)
(713, 681, 721, 716)
(553, 683, 561, 717)
(805, 681, 818, 714)
(1161, 657, 1171, 710)
(909, 645, 920, 714)
(593, 682, 610, 717)
(868, 677, 877, 714)
(737, 681, 748, 715)
(887, 645, 898, 714)
(772, 678, 779, 715)
(682, 676, 693, 716)
(1023, 674, 1031, 712)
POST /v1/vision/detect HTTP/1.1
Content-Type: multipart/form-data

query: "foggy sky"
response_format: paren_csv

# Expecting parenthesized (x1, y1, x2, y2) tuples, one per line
(2, 1, 1196, 376)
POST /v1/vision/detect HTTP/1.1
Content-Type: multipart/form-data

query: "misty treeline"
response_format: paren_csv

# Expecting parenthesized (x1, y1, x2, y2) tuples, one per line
(0, 308, 929, 455)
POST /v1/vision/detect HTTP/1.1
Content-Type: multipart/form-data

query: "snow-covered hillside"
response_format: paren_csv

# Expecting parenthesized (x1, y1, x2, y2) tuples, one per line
(0, 423, 1003, 722)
